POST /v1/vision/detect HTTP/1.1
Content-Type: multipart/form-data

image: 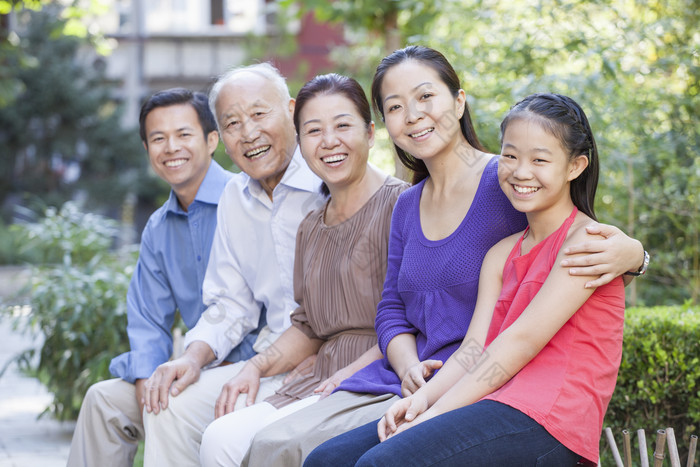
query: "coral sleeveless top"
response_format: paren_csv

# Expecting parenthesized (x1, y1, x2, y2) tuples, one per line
(484, 208, 625, 463)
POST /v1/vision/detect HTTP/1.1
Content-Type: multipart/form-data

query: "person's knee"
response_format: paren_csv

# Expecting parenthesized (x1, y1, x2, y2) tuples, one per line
(302, 447, 324, 467)
(355, 450, 386, 467)
(199, 418, 230, 466)
(142, 398, 177, 433)
(355, 456, 380, 466)
(304, 440, 352, 467)
(82, 383, 103, 408)
(81, 379, 115, 411)
(254, 420, 297, 449)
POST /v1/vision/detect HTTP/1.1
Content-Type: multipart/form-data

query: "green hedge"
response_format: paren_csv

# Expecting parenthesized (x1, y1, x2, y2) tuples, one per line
(602, 304, 699, 463)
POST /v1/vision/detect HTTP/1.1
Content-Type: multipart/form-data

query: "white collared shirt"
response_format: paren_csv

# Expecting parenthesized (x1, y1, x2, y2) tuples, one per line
(184, 148, 324, 366)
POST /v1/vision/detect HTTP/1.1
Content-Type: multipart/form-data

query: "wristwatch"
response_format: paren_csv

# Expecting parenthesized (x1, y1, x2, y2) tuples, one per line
(624, 250, 649, 276)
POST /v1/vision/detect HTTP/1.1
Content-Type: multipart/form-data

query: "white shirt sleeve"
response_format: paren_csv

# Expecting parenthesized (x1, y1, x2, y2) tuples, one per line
(184, 179, 261, 367)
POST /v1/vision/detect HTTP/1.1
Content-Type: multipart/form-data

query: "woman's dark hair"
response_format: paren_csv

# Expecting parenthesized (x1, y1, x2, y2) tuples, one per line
(294, 73, 373, 196)
(500, 93, 599, 220)
(139, 88, 218, 145)
(370, 45, 485, 184)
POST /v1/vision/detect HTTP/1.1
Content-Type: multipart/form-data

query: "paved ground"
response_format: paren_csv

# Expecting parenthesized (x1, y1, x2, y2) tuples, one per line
(0, 267, 74, 467)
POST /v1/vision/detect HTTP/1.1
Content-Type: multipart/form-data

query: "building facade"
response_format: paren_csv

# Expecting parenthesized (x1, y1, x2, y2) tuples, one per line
(101, 0, 343, 124)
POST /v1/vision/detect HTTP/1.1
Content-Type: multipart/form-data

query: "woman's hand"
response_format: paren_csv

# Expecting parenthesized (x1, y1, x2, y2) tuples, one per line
(401, 360, 443, 396)
(282, 353, 317, 384)
(214, 363, 262, 418)
(378, 393, 430, 441)
(314, 366, 354, 399)
(561, 223, 644, 288)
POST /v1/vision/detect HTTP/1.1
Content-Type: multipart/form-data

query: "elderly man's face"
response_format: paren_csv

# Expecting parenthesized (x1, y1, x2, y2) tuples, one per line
(215, 73, 297, 195)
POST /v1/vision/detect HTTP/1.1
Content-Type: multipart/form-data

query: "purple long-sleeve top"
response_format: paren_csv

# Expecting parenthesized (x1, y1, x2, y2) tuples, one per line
(336, 156, 527, 397)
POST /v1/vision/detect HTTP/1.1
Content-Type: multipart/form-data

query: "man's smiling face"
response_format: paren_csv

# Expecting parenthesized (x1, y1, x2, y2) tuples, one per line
(215, 72, 297, 195)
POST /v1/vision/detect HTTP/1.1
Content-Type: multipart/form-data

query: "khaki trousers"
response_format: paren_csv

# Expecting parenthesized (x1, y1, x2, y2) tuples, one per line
(143, 361, 286, 466)
(243, 390, 399, 467)
(66, 378, 142, 467)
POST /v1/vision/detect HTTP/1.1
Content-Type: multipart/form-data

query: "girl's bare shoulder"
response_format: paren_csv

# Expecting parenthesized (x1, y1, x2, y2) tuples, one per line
(564, 211, 600, 246)
(489, 231, 522, 261)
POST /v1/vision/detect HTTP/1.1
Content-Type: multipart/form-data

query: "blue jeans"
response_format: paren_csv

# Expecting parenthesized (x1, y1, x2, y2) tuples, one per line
(304, 400, 580, 467)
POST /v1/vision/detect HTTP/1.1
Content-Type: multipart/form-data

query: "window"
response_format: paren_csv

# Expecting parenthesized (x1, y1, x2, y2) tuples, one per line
(211, 0, 224, 25)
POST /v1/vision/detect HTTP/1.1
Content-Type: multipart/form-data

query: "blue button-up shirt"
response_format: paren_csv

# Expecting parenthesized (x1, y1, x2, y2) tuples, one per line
(109, 160, 232, 383)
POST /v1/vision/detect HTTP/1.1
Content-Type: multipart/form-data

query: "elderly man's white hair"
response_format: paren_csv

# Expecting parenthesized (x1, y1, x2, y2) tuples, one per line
(208, 62, 291, 131)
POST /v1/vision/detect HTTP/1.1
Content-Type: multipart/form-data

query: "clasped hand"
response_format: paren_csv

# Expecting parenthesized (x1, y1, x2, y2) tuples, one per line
(401, 360, 442, 396)
(378, 393, 433, 441)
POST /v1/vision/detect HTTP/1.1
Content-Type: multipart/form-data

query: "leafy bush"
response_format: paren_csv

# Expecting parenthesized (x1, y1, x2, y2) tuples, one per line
(602, 303, 699, 463)
(3, 202, 136, 420)
(0, 220, 33, 265)
(20, 202, 120, 265)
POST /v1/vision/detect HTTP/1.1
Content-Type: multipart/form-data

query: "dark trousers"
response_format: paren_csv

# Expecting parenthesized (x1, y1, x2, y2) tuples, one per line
(304, 399, 581, 467)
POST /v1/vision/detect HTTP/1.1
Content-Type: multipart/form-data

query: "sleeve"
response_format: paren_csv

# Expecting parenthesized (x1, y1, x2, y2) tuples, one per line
(109, 223, 176, 383)
(183, 186, 262, 367)
(374, 193, 419, 355)
(289, 213, 320, 340)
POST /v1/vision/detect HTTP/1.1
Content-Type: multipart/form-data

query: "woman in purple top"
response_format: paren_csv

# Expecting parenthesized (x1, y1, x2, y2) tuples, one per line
(244, 46, 645, 467)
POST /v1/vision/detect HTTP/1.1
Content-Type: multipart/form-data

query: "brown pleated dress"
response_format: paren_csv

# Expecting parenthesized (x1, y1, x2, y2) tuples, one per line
(265, 177, 408, 408)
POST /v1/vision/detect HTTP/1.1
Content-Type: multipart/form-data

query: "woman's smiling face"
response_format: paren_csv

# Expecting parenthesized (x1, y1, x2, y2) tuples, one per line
(297, 93, 374, 191)
(380, 60, 465, 163)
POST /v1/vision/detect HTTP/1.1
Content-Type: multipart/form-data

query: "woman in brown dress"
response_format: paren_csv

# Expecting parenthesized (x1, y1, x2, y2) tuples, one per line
(199, 73, 408, 466)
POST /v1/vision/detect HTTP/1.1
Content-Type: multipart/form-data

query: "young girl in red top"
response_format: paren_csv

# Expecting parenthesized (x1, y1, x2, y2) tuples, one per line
(304, 93, 626, 466)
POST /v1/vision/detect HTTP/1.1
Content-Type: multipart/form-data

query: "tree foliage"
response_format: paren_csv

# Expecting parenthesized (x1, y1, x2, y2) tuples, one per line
(289, 0, 699, 306)
(0, 3, 146, 217)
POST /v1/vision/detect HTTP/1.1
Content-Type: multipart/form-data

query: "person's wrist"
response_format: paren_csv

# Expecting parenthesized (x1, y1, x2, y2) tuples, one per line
(397, 361, 415, 381)
(624, 250, 649, 276)
(247, 357, 267, 376)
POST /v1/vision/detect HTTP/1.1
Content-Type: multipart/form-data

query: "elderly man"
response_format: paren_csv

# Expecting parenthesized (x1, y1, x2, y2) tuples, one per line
(67, 88, 263, 467)
(140, 63, 323, 465)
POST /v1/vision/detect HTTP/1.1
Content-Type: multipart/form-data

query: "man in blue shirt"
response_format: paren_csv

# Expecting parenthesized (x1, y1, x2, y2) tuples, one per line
(67, 88, 259, 467)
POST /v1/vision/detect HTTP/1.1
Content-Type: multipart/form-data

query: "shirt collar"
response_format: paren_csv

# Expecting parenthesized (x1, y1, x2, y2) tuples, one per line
(194, 160, 232, 205)
(165, 159, 232, 215)
(243, 146, 321, 198)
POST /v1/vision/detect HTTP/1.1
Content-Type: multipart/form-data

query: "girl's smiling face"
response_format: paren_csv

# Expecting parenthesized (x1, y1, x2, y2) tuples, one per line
(498, 117, 588, 214)
(380, 60, 466, 163)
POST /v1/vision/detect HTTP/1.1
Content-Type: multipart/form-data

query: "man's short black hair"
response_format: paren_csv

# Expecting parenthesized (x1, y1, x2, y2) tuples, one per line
(139, 88, 218, 144)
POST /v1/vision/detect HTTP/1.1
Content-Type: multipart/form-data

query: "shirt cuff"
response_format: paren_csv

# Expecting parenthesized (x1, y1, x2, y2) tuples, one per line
(184, 317, 247, 368)
(109, 351, 166, 383)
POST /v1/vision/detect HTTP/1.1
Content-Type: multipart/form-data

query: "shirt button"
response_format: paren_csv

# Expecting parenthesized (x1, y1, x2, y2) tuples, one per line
(197, 256, 202, 261)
